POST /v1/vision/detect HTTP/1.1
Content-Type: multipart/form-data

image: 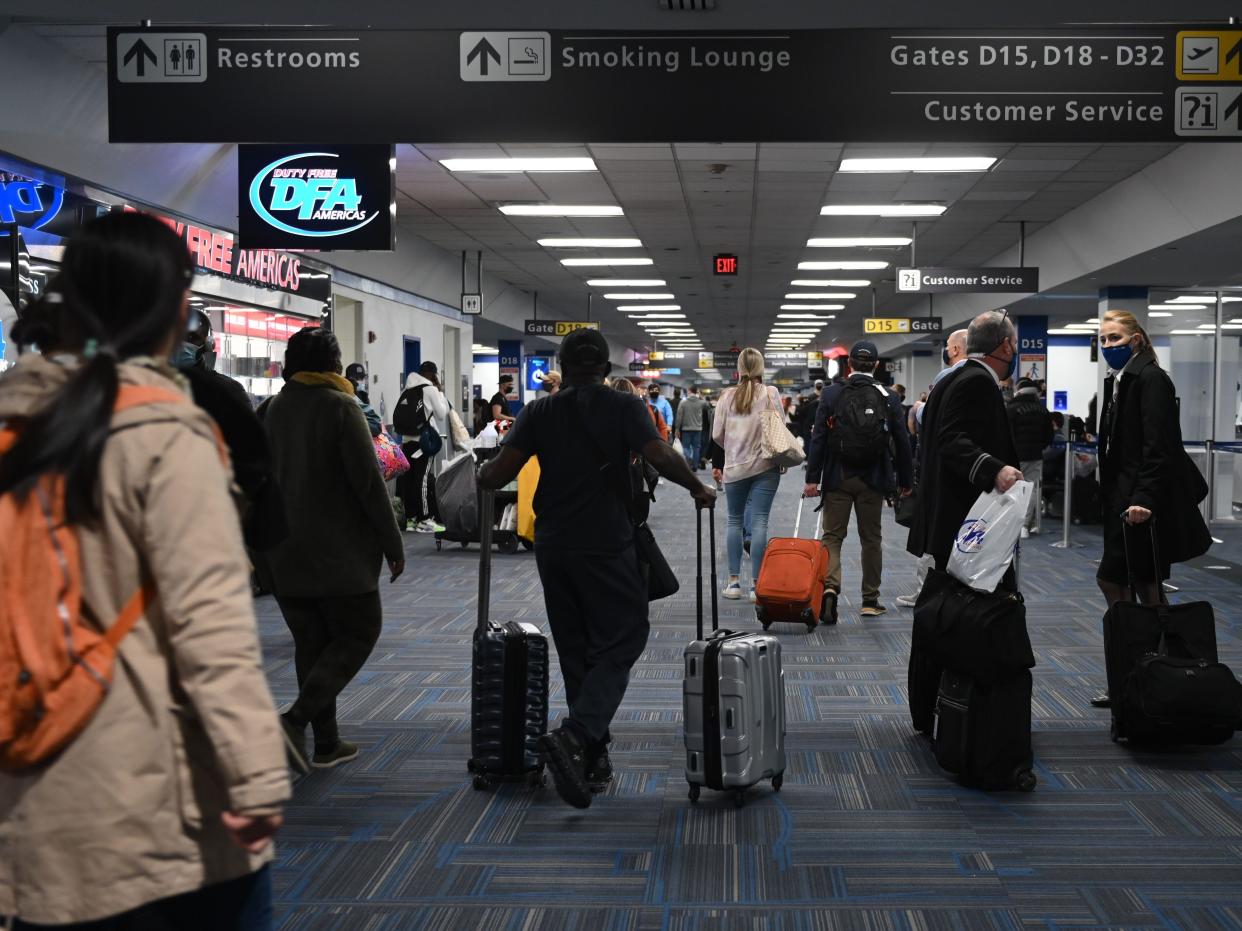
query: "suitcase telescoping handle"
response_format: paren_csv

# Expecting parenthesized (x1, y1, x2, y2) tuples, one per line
(477, 480, 493, 633)
(695, 503, 719, 642)
(1120, 516, 1167, 605)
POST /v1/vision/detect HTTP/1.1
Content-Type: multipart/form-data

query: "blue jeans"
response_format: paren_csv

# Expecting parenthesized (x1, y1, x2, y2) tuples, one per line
(724, 468, 781, 582)
(680, 430, 702, 469)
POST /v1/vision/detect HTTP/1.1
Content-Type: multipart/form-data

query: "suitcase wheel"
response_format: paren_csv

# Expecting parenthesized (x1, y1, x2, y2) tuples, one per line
(436, 540, 442, 551)
(1014, 769, 1037, 793)
(688, 784, 701, 804)
(472, 775, 490, 791)
(460, 541, 469, 549)
(772, 772, 783, 792)
(733, 791, 746, 808)
(800, 608, 816, 628)
(500, 535, 520, 555)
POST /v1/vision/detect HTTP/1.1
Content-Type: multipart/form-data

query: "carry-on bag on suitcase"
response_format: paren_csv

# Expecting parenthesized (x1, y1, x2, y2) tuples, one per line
(754, 495, 833, 630)
(468, 491, 549, 789)
(684, 505, 786, 807)
(932, 668, 1037, 791)
(1104, 522, 1240, 745)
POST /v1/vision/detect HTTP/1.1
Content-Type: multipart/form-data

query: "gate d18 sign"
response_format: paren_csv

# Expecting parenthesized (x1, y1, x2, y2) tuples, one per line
(238, 144, 394, 250)
(109, 27, 1242, 143)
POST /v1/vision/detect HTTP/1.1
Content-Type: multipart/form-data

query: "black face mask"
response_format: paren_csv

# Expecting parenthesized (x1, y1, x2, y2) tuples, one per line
(942, 348, 951, 366)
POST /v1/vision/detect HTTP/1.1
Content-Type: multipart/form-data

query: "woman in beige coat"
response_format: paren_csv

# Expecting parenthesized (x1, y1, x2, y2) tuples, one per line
(0, 213, 290, 928)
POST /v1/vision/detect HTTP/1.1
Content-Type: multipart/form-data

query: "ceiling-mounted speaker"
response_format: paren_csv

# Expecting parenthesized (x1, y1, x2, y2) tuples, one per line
(660, 0, 716, 9)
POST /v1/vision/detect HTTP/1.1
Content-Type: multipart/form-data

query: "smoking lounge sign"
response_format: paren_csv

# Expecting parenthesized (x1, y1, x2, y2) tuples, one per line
(238, 144, 394, 251)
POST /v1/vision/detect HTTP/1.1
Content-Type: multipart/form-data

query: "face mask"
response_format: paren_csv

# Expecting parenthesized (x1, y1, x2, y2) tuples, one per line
(171, 342, 200, 371)
(988, 340, 1017, 381)
(1101, 341, 1134, 371)
(942, 348, 951, 366)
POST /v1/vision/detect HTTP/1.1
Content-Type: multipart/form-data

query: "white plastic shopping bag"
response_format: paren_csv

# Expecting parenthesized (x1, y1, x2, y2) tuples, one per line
(672, 437, 684, 456)
(946, 481, 1033, 593)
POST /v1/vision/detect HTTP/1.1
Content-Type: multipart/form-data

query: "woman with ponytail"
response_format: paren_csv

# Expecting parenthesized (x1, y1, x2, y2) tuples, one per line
(709, 348, 785, 600)
(1091, 310, 1212, 706)
(0, 212, 289, 929)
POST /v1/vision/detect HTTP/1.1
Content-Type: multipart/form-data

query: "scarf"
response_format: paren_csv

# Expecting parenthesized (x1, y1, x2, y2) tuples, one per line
(291, 371, 355, 396)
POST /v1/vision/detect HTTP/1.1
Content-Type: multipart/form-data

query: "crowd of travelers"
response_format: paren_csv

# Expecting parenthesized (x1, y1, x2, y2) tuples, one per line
(0, 214, 1216, 925)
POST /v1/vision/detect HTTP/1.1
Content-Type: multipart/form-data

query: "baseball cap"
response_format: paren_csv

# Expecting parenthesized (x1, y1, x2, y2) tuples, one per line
(559, 327, 610, 368)
(849, 339, 879, 362)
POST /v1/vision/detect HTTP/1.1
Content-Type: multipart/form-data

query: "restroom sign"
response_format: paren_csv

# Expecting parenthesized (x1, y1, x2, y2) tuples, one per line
(116, 33, 207, 82)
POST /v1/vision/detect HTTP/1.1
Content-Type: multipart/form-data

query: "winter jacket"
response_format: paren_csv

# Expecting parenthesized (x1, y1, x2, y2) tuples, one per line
(0, 355, 289, 925)
(1006, 386, 1055, 462)
(403, 372, 449, 436)
(261, 374, 404, 597)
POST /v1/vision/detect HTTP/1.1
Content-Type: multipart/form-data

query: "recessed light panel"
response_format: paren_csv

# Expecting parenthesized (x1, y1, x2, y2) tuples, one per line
(442, 157, 597, 172)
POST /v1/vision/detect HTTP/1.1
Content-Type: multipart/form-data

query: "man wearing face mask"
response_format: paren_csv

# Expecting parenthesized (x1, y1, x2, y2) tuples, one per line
(906, 311, 1022, 576)
(175, 308, 287, 552)
(345, 362, 383, 437)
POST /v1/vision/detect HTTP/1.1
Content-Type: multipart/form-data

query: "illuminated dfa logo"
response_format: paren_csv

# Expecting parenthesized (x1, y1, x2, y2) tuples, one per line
(248, 152, 376, 238)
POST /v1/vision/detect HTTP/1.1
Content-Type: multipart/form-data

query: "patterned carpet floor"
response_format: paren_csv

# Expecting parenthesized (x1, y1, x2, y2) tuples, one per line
(257, 478, 1242, 930)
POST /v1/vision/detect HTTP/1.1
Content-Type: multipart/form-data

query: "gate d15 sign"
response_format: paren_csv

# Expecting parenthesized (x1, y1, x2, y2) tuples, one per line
(111, 26, 1242, 143)
(238, 145, 394, 250)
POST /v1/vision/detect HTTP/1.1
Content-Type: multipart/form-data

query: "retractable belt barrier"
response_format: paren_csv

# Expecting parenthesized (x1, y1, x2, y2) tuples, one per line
(1048, 439, 1097, 550)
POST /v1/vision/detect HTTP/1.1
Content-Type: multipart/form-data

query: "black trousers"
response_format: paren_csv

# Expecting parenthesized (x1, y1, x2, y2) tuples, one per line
(276, 592, 382, 750)
(535, 545, 650, 747)
(399, 446, 435, 523)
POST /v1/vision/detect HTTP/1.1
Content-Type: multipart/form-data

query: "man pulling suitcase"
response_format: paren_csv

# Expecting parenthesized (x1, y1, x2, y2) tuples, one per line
(480, 328, 715, 809)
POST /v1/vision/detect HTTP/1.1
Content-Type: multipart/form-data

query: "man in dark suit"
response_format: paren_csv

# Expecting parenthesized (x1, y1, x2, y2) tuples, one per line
(907, 311, 1024, 573)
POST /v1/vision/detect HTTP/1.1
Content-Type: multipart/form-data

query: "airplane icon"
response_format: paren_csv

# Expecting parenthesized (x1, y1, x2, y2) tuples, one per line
(1188, 46, 1213, 60)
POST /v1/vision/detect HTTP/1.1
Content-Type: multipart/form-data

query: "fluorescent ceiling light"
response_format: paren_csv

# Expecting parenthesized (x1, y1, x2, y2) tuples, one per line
(617, 304, 681, 311)
(1166, 295, 1242, 304)
(820, 204, 947, 217)
(1149, 303, 1205, 310)
(537, 238, 642, 248)
(778, 314, 834, 320)
(1064, 324, 1097, 330)
(1198, 324, 1217, 329)
(587, 279, 666, 287)
(1085, 318, 1100, 323)
(1047, 329, 1090, 336)
(472, 344, 498, 353)
(1170, 329, 1212, 335)
(441, 157, 597, 172)
(626, 313, 685, 319)
(791, 279, 871, 287)
(781, 304, 845, 311)
(838, 157, 997, 173)
(604, 293, 674, 300)
(561, 258, 653, 266)
(1147, 312, 1173, 318)
(806, 237, 912, 248)
(500, 204, 622, 217)
(797, 261, 889, 270)
(784, 293, 856, 300)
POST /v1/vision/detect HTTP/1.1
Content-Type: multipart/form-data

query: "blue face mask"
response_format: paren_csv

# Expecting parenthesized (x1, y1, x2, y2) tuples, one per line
(988, 340, 1017, 381)
(1101, 341, 1133, 371)
(171, 342, 200, 371)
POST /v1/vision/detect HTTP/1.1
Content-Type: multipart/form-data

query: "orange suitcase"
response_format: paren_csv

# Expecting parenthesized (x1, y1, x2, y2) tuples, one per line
(755, 496, 832, 632)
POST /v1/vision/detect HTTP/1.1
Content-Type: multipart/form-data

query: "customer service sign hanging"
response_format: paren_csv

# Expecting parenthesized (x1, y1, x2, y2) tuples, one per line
(238, 144, 395, 251)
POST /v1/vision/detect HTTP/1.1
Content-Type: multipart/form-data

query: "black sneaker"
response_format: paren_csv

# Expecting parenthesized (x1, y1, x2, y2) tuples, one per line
(279, 713, 311, 775)
(1090, 693, 1112, 709)
(537, 727, 593, 809)
(585, 746, 614, 792)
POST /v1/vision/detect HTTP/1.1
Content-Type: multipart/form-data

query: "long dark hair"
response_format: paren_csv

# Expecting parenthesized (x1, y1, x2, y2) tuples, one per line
(0, 211, 194, 524)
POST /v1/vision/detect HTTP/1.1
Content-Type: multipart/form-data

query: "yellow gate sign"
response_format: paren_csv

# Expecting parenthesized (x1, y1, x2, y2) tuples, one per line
(554, 320, 600, 336)
(1177, 31, 1242, 81)
(864, 318, 911, 334)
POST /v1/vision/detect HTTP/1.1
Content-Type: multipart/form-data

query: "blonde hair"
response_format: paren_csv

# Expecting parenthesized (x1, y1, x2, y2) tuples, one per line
(1102, 310, 1154, 359)
(613, 377, 640, 397)
(732, 348, 766, 414)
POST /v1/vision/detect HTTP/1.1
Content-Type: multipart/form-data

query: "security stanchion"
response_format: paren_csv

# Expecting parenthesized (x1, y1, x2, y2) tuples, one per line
(1050, 441, 1082, 550)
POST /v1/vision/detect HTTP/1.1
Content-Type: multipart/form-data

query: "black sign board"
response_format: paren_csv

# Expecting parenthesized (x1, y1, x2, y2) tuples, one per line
(524, 319, 601, 337)
(897, 267, 1039, 294)
(713, 254, 738, 276)
(109, 27, 1242, 143)
(712, 350, 741, 370)
(629, 361, 649, 371)
(910, 317, 944, 333)
(238, 144, 394, 250)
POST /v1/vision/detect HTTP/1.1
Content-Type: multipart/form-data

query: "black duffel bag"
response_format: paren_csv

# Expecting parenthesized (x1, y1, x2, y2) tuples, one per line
(1120, 632, 1241, 745)
(913, 568, 1035, 686)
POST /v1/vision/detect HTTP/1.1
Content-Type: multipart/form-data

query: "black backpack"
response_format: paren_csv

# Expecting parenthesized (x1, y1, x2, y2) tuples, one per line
(393, 384, 429, 436)
(831, 381, 889, 467)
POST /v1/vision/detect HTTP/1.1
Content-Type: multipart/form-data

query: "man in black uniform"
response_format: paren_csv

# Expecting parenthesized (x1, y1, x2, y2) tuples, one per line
(480, 328, 715, 809)
(490, 374, 516, 425)
(907, 311, 1023, 574)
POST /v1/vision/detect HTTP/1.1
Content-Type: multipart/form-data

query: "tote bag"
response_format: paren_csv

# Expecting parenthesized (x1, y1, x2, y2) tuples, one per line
(758, 389, 805, 469)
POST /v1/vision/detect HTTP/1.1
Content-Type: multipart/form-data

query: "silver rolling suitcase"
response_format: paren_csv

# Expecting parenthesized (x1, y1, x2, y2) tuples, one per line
(683, 505, 787, 807)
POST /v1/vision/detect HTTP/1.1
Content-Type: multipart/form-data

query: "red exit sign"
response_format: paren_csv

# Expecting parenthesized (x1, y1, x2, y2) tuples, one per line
(714, 253, 738, 275)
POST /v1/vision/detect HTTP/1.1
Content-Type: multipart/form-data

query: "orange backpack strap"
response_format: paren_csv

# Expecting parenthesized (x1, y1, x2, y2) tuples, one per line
(104, 581, 156, 648)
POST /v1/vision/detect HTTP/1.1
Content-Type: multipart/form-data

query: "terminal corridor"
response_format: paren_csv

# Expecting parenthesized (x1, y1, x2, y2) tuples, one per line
(258, 483, 1242, 929)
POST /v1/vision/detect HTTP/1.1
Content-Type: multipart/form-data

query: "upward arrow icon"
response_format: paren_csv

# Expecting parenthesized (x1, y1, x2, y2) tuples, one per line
(1226, 35, 1242, 70)
(467, 37, 502, 76)
(1225, 91, 1242, 130)
(123, 37, 158, 77)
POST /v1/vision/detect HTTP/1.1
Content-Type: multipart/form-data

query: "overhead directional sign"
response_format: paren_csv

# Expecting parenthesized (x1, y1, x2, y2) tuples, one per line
(108, 26, 1242, 143)
(865, 318, 912, 335)
(897, 267, 1039, 293)
(524, 319, 601, 337)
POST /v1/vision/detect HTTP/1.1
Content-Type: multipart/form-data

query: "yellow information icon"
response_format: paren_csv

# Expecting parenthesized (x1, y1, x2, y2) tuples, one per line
(1177, 31, 1242, 81)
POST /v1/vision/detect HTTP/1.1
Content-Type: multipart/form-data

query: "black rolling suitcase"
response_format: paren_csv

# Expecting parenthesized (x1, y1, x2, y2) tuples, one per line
(1104, 523, 1241, 745)
(933, 669, 1036, 791)
(468, 491, 549, 789)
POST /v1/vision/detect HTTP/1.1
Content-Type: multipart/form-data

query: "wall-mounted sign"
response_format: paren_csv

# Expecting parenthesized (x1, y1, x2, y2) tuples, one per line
(462, 293, 482, 315)
(238, 144, 394, 251)
(713, 254, 738, 276)
(1018, 315, 1048, 382)
(109, 27, 1239, 144)
(897, 267, 1039, 294)
(0, 175, 64, 231)
(524, 319, 601, 336)
(864, 318, 912, 334)
(649, 351, 688, 361)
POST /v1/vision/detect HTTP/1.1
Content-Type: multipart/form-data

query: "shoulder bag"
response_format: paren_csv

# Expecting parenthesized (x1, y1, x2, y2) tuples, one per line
(758, 387, 805, 469)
